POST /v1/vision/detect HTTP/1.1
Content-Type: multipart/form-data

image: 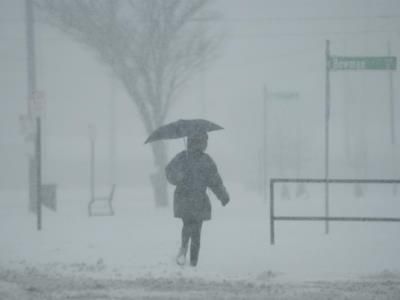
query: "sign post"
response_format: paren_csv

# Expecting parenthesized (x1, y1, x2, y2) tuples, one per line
(29, 90, 46, 230)
(263, 85, 268, 203)
(387, 42, 397, 195)
(325, 40, 331, 234)
(25, 0, 40, 230)
(387, 43, 396, 144)
(325, 41, 397, 234)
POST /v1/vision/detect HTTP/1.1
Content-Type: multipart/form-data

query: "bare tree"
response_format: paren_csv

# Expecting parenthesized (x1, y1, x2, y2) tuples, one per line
(35, 0, 222, 206)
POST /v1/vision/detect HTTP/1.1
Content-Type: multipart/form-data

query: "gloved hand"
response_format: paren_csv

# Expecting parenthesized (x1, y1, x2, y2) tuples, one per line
(221, 192, 230, 206)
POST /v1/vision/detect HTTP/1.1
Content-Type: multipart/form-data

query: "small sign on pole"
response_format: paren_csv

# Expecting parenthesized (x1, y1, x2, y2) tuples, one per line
(41, 184, 57, 211)
(29, 183, 57, 213)
(29, 158, 57, 213)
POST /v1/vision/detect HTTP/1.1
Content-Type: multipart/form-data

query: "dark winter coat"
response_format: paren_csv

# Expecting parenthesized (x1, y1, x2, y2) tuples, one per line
(165, 150, 229, 221)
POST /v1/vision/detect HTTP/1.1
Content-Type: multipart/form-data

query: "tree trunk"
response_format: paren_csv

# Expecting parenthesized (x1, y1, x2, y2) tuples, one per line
(150, 140, 169, 207)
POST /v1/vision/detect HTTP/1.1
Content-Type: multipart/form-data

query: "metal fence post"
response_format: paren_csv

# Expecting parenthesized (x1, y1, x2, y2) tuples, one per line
(270, 179, 275, 245)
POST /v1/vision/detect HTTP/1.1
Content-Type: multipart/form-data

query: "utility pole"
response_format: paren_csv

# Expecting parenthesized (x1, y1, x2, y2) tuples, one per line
(25, 0, 42, 230)
(108, 0, 117, 186)
(25, 0, 35, 118)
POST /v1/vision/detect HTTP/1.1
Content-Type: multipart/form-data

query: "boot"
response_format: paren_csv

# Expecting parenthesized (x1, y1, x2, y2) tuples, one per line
(190, 243, 200, 267)
(176, 247, 187, 266)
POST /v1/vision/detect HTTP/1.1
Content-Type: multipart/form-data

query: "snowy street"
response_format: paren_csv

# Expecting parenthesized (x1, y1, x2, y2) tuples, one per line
(1, 186, 400, 299)
(1, 265, 400, 299)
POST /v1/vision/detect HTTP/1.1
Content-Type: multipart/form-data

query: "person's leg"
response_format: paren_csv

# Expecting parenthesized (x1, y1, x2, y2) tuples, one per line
(181, 218, 191, 252)
(177, 219, 190, 265)
(189, 220, 203, 266)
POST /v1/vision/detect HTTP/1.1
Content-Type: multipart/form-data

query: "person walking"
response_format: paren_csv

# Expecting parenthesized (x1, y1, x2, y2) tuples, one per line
(165, 131, 229, 267)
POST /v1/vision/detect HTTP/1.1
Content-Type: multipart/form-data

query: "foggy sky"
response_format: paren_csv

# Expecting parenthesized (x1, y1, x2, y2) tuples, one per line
(1, 0, 399, 188)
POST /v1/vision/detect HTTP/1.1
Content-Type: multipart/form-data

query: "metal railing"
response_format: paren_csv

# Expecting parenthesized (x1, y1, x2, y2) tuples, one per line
(269, 178, 400, 245)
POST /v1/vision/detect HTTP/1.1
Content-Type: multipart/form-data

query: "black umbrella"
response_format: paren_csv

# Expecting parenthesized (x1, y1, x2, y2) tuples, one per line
(145, 119, 223, 144)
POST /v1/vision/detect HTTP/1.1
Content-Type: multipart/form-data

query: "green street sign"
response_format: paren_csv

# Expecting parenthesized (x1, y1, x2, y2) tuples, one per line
(329, 56, 397, 71)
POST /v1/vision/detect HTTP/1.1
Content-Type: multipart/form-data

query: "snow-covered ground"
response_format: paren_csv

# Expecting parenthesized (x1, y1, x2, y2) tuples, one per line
(1, 183, 400, 299)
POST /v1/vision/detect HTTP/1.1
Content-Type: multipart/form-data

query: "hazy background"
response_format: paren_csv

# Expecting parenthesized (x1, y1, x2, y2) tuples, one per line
(1, 0, 399, 194)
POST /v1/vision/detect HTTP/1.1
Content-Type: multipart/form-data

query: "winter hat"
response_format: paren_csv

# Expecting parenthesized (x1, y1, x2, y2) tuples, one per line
(187, 132, 208, 152)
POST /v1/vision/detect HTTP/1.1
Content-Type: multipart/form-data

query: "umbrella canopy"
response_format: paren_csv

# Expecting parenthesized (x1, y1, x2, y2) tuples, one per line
(145, 119, 223, 144)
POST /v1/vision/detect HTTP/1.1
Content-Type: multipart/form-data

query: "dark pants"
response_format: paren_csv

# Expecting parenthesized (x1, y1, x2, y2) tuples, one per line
(181, 218, 203, 266)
